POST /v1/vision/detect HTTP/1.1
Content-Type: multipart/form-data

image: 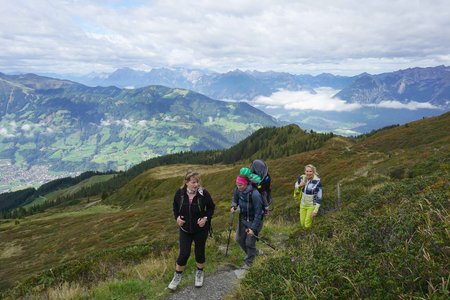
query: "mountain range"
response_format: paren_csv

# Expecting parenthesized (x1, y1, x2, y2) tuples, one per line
(336, 65, 450, 106)
(63, 65, 450, 108)
(62, 67, 354, 100)
(60, 65, 450, 135)
(1, 66, 450, 191)
(0, 72, 277, 179)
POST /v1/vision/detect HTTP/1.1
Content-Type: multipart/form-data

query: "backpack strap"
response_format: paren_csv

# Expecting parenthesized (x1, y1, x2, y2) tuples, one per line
(197, 188, 205, 215)
(178, 189, 184, 213)
(312, 179, 321, 199)
(311, 180, 320, 192)
(197, 195, 205, 215)
(247, 190, 252, 204)
(303, 179, 321, 198)
(178, 188, 205, 214)
(247, 190, 263, 210)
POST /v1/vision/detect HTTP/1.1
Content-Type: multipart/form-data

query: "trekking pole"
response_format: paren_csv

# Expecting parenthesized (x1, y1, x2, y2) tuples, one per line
(253, 234, 277, 250)
(336, 181, 341, 210)
(224, 212, 235, 256)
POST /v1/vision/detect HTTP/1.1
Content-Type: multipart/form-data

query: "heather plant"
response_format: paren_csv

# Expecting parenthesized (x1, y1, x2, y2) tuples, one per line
(3, 241, 173, 299)
(236, 173, 449, 299)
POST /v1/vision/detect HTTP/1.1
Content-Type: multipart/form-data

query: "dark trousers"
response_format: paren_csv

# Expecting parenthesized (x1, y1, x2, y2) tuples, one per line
(176, 228, 209, 266)
(236, 218, 259, 265)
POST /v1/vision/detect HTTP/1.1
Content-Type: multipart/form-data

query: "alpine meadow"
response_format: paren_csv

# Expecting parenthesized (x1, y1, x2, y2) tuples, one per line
(0, 112, 448, 299)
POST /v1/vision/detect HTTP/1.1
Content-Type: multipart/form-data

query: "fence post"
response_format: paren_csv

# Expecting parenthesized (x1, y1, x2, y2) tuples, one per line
(336, 181, 341, 210)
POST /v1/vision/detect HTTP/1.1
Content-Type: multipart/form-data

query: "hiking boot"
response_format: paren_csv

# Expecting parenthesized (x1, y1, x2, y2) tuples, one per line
(195, 270, 204, 288)
(168, 272, 182, 290)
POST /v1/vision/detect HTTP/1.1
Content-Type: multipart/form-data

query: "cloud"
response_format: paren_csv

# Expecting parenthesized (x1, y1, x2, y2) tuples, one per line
(137, 120, 147, 126)
(368, 100, 439, 110)
(21, 124, 32, 131)
(1, 121, 59, 137)
(0, 128, 15, 138)
(42, 127, 52, 134)
(252, 87, 442, 112)
(1, 0, 449, 75)
(100, 119, 112, 126)
(116, 119, 132, 128)
(100, 118, 140, 128)
(162, 115, 179, 122)
(252, 88, 362, 112)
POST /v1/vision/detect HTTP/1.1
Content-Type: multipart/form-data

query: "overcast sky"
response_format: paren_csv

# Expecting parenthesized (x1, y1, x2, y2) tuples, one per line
(1, 0, 449, 76)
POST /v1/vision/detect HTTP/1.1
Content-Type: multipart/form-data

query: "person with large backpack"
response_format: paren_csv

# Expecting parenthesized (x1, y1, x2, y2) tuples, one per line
(168, 169, 215, 290)
(293, 164, 322, 229)
(231, 174, 264, 268)
(240, 159, 273, 215)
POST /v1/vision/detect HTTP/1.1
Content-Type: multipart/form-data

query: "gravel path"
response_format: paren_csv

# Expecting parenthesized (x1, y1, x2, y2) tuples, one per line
(166, 265, 246, 300)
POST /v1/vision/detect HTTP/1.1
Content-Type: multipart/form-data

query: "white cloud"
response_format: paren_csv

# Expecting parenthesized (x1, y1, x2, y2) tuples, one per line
(162, 115, 179, 122)
(369, 100, 439, 110)
(21, 124, 32, 131)
(252, 88, 362, 112)
(137, 120, 147, 126)
(0, 128, 15, 138)
(1, 0, 449, 75)
(1, 122, 59, 137)
(252, 88, 442, 112)
(119, 119, 133, 128)
(100, 119, 112, 126)
(101, 118, 136, 128)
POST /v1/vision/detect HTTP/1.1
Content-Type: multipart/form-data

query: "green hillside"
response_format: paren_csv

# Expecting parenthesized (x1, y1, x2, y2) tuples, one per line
(0, 124, 333, 215)
(0, 112, 448, 299)
(0, 73, 278, 176)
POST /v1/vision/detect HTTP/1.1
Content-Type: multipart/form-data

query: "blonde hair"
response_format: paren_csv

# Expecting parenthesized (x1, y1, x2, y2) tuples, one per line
(181, 169, 201, 188)
(305, 164, 319, 177)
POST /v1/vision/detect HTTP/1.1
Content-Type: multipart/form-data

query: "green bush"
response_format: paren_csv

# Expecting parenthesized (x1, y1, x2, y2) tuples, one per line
(2, 240, 174, 299)
(237, 173, 449, 299)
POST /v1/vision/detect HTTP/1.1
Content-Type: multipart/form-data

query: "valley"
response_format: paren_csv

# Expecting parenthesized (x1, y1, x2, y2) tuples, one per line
(0, 74, 278, 191)
(0, 159, 78, 193)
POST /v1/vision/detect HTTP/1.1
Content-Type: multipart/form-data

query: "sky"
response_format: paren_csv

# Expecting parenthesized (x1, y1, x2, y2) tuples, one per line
(1, 0, 450, 76)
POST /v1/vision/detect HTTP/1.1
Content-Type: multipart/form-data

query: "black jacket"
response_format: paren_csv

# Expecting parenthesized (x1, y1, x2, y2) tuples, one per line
(173, 187, 215, 234)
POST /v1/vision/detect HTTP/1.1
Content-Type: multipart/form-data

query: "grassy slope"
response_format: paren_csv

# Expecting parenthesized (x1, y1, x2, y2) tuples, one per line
(234, 114, 450, 299)
(21, 174, 116, 209)
(0, 113, 449, 298)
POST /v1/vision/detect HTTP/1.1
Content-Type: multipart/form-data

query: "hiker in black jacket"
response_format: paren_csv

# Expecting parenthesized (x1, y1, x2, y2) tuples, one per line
(231, 175, 264, 268)
(168, 169, 215, 290)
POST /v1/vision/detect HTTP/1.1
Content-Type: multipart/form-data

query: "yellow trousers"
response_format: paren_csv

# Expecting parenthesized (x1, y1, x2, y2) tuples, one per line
(299, 205, 315, 229)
